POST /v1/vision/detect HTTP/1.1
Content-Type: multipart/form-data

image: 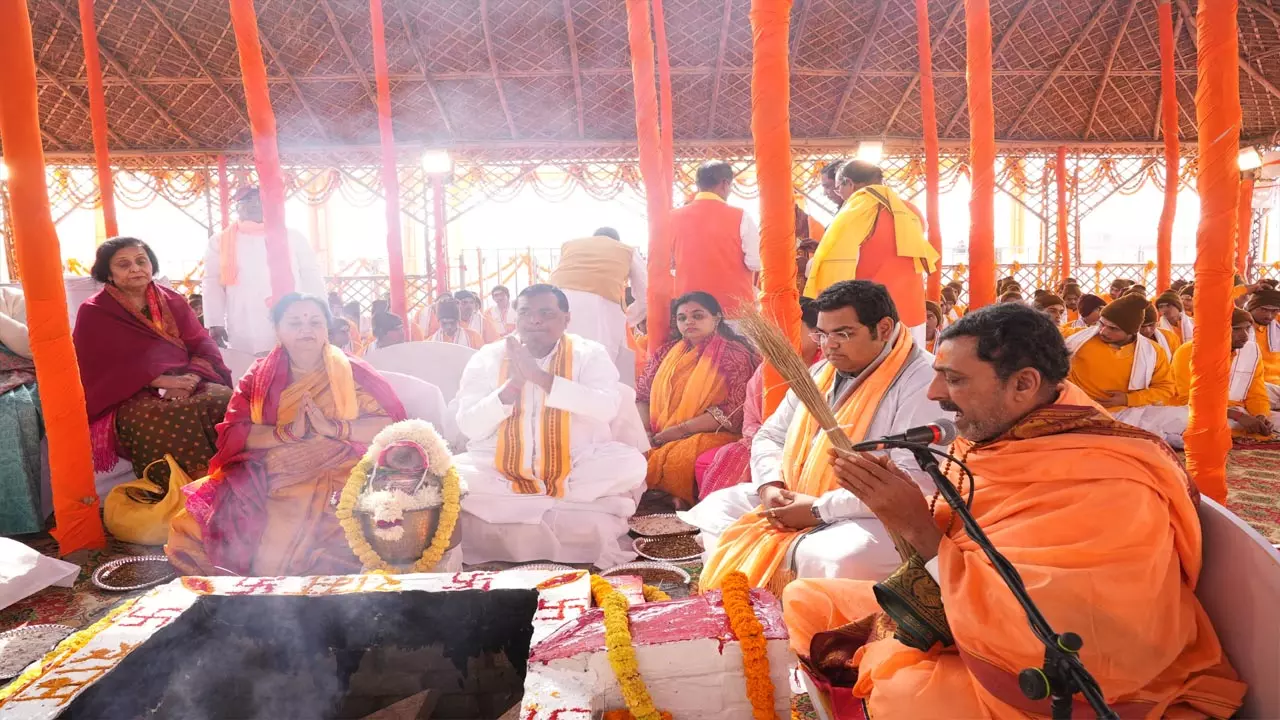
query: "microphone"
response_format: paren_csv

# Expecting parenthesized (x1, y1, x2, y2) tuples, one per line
(850, 419, 957, 451)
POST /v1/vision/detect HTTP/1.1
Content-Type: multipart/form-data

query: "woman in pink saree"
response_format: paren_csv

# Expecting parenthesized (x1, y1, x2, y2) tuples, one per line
(74, 238, 233, 487)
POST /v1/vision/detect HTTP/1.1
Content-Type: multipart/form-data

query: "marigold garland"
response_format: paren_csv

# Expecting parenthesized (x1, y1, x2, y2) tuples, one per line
(722, 571, 777, 720)
(334, 455, 462, 573)
(590, 574, 666, 720)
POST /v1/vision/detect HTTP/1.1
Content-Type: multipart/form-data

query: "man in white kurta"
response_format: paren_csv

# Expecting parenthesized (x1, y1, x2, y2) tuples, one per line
(202, 187, 326, 354)
(682, 282, 946, 583)
(453, 284, 647, 567)
(548, 228, 647, 365)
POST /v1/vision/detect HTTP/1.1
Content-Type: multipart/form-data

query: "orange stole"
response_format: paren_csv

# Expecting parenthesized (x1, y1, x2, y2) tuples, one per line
(495, 336, 574, 497)
(700, 329, 914, 590)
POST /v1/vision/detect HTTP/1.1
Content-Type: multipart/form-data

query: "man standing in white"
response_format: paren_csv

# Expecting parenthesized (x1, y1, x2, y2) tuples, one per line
(453, 283, 647, 567)
(202, 187, 326, 354)
(548, 227, 647, 365)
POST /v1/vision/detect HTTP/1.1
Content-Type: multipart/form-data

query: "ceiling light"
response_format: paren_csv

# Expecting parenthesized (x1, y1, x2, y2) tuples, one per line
(856, 141, 884, 165)
(1238, 146, 1263, 171)
(421, 149, 454, 176)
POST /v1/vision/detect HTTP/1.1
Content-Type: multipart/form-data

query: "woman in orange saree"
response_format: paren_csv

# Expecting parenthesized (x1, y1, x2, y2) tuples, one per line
(636, 292, 758, 506)
(167, 294, 406, 576)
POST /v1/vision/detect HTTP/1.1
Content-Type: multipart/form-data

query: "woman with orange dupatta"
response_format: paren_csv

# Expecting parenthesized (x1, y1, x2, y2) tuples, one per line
(167, 293, 407, 576)
(636, 292, 759, 506)
(74, 238, 233, 487)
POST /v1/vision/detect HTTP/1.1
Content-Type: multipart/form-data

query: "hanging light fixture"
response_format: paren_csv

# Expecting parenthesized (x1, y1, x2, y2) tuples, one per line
(856, 141, 884, 165)
(421, 148, 454, 177)
(1238, 146, 1263, 172)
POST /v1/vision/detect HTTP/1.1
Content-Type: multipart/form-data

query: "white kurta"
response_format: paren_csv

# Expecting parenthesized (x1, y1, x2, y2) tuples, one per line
(680, 343, 948, 583)
(202, 222, 326, 354)
(453, 333, 647, 567)
(560, 250, 648, 365)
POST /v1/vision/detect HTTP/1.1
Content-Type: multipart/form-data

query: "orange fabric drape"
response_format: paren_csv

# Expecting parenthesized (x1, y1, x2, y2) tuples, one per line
(916, 0, 943, 303)
(228, 0, 295, 302)
(216, 153, 231, 230)
(626, 0, 675, 352)
(1157, 0, 1179, 293)
(77, 0, 118, 238)
(0, 0, 105, 553)
(1055, 147, 1070, 286)
(965, 0, 997, 309)
(751, 0, 801, 415)
(1186, 0, 1239, 505)
(653, 0, 675, 192)
(368, 0, 407, 324)
(1237, 175, 1254, 277)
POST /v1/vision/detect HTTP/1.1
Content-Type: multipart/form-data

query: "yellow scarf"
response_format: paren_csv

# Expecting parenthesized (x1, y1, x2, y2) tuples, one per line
(251, 344, 358, 425)
(495, 336, 575, 497)
(649, 335, 729, 430)
(700, 327, 914, 590)
(810, 185, 940, 280)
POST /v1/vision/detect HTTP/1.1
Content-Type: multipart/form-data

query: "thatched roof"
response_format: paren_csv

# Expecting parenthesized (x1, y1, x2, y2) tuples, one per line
(17, 0, 1280, 160)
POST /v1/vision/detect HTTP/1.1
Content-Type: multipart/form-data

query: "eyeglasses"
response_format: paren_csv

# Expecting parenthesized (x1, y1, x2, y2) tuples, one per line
(809, 329, 856, 344)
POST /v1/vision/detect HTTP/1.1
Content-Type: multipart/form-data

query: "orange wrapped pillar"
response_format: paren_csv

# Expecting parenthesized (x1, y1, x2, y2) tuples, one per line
(916, 0, 943, 302)
(1157, 0, 1179, 293)
(626, 0, 674, 351)
(368, 0, 407, 323)
(751, 0, 801, 414)
(228, 0, 295, 302)
(1237, 175, 1254, 277)
(216, 154, 231, 229)
(965, 0, 996, 309)
(78, 0, 118, 238)
(653, 0, 675, 191)
(1055, 147, 1070, 286)
(1185, 0, 1239, 505)
(0, 0, 105, 553)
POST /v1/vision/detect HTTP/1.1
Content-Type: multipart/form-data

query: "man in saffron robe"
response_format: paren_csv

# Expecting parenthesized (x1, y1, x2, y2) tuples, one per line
(670, 161, 761, 320)
(549, 227, 648, 364)
(784, 304, 1245, 719)
(1171, 308, 1277, 436)
(1246, 288, 1280, 408)
(452, 284, 648, 567)
(1101, 277, 1131, 304)
(1060, 282, 1082, 323)
(803, 161, 940, 347)
(684, 281, 944, 589)
(1032, 292, 1066, 326)
(1156, 291, 1195, 345)
(203, 188, 327, 353)
(1066, 294, 1187, 447)
(1062, 293, 1104, 335)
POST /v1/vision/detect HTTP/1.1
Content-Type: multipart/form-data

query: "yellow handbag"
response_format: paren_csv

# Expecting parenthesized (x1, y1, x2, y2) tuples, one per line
(103, 455, 194, 546)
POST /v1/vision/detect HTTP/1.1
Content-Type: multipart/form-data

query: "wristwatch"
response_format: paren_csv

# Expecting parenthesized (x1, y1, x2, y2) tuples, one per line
(810, 503, 823, 522)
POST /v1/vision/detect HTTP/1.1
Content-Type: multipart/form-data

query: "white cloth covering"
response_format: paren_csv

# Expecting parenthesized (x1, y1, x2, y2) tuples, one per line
(679, 340, 947, 583)
(453, 333, 647, 567)
(1231, 341, 1261, 404)
(202, 222, 326, 354)
(562, 289, 628, 365)
(1159, 313, 1195, 343)
(0, 538, 78, 611)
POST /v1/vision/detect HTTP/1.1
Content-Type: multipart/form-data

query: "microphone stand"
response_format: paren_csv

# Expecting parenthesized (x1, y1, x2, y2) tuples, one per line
(874, 440, 1119, 720)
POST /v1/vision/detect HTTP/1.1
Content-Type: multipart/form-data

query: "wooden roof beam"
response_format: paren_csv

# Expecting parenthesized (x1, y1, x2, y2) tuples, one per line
(478, 0, 518, 138)
(51, 0, 197, 145)
(706, 0, 736, 136)
(829, 0, 889, 134)
(35, 65, 125, 145)
(561, 0, 585, 137)
(1174, 0, 1280, 105)
(139, 0, 251, 128)
(40, 128, 69, 151)
(1005, 0, 1112, 136)
(257, 31, 332, 140)
(1241, 0, 1280, 29)
(883, 0, 966, 136)
(394, 7, 454, 136)
(1083, 0, 1139, 140)
(317, 0, 376, 102)
(942, 0, 1039, 136)
(789, 0, 816, 65)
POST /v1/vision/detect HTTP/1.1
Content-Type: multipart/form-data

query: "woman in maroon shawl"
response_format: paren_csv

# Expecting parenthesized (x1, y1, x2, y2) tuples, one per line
(167, 293, 406, 576)
(74, 238, 233, 487)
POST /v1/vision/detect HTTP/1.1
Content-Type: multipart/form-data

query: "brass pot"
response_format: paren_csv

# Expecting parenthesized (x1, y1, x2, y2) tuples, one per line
(358, 506, 457, 566)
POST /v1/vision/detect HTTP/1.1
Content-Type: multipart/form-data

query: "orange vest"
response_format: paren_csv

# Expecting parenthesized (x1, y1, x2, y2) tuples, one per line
(671, 197, 754, 317)
(549, 236, 634, 304)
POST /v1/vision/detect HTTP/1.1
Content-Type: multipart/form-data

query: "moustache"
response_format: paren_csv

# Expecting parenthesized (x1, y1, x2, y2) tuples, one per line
(938, 400, 961, 413)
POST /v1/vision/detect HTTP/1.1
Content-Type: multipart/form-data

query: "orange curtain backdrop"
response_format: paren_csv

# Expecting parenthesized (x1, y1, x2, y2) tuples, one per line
(916, 0, 943, 303)
(228, 0, 295, 302)
(368, 0, 407, 323)
(0, 0, 105, 554)
(216, 153, 231, 229)
(751, 0, 801, 415)
(1055, 147, 1070, 286)
(77, 0, 118, 238)
(626, 0, 675, 351)
(1237, 175, 1254, 277)
(965, 0, 997, 309)
(1156, 0, 1179, 293)
(1186, 0, 1239, 505)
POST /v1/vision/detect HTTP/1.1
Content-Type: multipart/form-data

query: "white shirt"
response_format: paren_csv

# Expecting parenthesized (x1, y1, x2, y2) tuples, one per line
(750, 342, 946, 523)
(202, 222, 326, 354)
(455, 333, 621, 460)
(625, 249, 650, 324)
(0, 287, 31, 358)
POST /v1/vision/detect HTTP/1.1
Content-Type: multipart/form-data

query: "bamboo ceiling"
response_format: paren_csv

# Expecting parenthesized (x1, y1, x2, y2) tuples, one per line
(12, 0, 1280, 162)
